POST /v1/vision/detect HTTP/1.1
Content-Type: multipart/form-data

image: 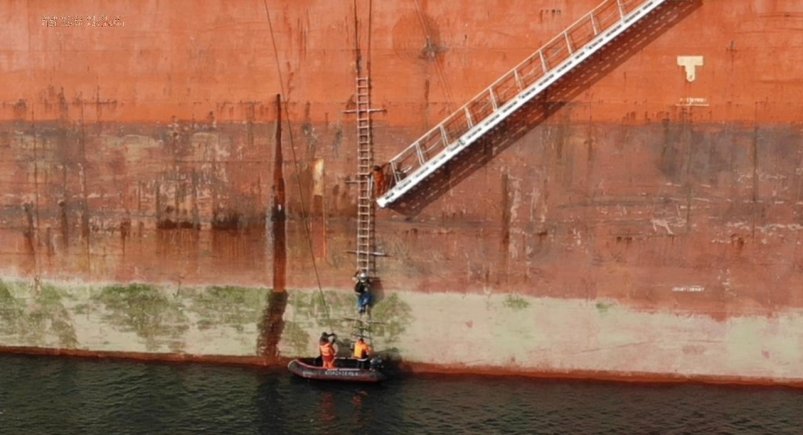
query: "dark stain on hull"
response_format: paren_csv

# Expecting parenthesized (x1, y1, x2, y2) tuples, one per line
(257, 290, 288, 359)
(23, 202, 35, 255)
(259, 94, 288, 360)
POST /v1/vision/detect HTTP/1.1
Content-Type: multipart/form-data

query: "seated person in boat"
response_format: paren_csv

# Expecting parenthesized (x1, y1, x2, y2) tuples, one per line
(353, 337, 373, 369)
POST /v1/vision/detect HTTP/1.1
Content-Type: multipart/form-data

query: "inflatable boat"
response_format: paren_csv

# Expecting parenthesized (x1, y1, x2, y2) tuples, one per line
(287, 357, 386, 383)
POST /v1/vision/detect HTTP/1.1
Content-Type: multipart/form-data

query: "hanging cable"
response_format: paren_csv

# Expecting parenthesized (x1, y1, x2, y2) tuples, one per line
(262, 0, 335, 333)
(413, 0, 457, 113)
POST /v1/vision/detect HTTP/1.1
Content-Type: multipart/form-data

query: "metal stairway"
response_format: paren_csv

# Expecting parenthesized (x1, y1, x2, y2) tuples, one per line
(355, 76, 375, 275)
(376, 0, 670, 208)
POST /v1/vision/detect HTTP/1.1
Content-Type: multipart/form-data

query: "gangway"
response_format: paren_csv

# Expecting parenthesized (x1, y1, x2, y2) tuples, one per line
(376, 0, 670, 208)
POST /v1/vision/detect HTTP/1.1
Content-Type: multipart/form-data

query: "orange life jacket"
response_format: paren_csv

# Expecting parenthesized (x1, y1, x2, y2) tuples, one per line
(353, 341, 371, 359)
(320, 343, 335, 358)
(320, 342, 336, 368)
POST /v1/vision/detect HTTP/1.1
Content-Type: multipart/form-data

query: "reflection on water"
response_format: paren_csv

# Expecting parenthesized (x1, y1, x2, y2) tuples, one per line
(1, 355, 802, 434)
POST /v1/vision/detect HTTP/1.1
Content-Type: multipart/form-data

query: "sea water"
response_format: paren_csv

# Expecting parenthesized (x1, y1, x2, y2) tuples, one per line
(1, 355, 802, 434)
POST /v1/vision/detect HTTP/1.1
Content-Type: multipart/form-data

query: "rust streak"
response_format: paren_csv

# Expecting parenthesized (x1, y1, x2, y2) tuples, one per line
(259, 94, 288, 360)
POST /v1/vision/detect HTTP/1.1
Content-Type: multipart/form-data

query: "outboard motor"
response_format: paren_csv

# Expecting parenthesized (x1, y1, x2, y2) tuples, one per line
(369, 356, 383, 371)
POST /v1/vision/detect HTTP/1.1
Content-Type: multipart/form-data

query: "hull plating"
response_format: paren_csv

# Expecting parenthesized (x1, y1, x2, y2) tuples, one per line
(0, 0, 801, 383)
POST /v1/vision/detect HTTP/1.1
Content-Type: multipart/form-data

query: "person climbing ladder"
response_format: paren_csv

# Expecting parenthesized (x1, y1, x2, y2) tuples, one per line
(353, 271, 373, 316)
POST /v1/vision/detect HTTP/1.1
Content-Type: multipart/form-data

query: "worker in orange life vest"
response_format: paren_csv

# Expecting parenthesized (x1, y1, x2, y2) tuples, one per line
(372, 165, 386, 196)
(353, 337, 372, 369)
(319, 334, 337, 369)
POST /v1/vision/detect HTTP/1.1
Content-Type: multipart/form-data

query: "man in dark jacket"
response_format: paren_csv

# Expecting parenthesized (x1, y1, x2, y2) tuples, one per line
(353, 271, 372, 315)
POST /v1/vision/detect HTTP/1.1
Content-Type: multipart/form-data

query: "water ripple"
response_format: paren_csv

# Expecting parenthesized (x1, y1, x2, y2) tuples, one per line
(2, 356, 803, 434)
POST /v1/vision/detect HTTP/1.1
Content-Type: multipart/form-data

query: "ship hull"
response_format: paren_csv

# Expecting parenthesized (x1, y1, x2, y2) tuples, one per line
(0, 0, 802, 384)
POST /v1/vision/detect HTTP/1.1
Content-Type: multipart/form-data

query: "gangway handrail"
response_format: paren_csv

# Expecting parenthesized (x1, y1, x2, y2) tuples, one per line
(377, 0, 668, 208)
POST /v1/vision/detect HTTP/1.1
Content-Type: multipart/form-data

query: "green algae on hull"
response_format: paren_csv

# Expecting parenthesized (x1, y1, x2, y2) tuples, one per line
(94, 283, 190, 352)
(0, 280, 78, 349)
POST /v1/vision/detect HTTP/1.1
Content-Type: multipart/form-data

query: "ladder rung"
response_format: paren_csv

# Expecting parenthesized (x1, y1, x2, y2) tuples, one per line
(355, 76, 375, 274)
